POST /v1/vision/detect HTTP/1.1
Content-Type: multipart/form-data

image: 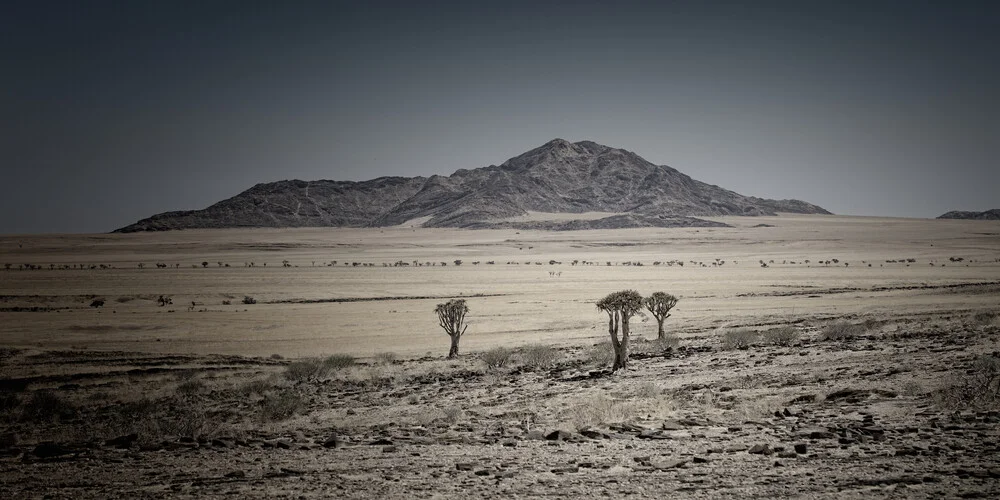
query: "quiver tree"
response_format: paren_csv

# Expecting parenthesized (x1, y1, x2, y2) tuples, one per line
(643, 292, 679, 340)
(596, 290, 643, 372)
(435, 299, 469, 358)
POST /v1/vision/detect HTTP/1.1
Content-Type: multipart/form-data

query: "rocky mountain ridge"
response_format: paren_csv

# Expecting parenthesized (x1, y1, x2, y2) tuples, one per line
(115, 139, 830, 232)
(938, 209, 1000, 220)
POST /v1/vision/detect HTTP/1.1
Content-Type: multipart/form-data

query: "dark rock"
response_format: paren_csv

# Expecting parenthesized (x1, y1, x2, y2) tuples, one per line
(456, 462, 475, 471)
(369, 438, 393, 446)
(224, 470, 246, 479)
(474, 469, 491, 476)
(275, 439, 293, 450)
(551, 466, 580, 474)
(545, 430, 575, 441)
(322, 435, 343, 448)
(104, 433, 139, 449)
(32, 442, 75, 458)
(794, 443, 808, 454)
(382, 445, 397, 453)
(748, 444, 773, 455)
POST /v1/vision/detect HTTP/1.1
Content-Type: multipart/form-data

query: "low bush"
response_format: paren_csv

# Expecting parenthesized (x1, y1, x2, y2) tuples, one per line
(586, 342, 614, 369)
(259, 391, 305, 421)
(761, 326, 799, 346)
(820, 321, 866, 340)
(481, 346, 513, 370)
(19, 391, 76, 422)
(721, 328, 758, 350)
(935, 355, 1000, 409)
(519, 344, 560, 371)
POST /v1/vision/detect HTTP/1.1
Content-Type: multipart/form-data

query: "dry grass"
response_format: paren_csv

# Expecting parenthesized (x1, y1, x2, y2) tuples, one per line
(820, 321, 867, 340)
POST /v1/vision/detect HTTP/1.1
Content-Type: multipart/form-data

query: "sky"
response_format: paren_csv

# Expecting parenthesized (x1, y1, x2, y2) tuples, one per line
(1, 1, 998, 233)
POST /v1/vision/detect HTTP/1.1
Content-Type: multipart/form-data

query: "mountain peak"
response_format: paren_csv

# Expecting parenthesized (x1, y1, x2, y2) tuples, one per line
(114, 140, 831, 232)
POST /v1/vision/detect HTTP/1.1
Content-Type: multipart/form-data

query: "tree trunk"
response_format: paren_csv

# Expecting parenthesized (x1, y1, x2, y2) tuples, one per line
(656, 317, 665, 340)
(448, 335, 460, 358)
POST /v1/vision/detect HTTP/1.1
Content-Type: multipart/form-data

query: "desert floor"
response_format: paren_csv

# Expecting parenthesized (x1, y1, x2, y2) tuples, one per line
(1, 214, 999, 498)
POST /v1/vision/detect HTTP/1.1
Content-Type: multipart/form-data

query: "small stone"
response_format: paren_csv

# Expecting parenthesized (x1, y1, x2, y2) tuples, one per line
(382, 445, 397, 453)
(794, 443, 808, 454)
(502, 439, 517, 447)
(551, 466, 579, 474)
(275, 439, 293, 450)
(748, 444, 773, 455)
(456, 462, 475, 471)
(693, 456, 709, 463)
(474, 469, 491, 476)
(526, 430, 546, 440)
(224, 470, 246, 479)
(322, 435, 343, 449)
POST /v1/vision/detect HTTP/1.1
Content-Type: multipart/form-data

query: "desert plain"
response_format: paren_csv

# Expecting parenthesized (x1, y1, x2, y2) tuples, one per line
(1, 213, 999, 498)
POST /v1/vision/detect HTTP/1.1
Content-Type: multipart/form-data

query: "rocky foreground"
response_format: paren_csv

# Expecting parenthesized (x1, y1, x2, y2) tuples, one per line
(1, 310, 999, 498)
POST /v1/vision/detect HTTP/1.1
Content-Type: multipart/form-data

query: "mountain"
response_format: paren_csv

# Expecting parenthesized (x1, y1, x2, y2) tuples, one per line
(114, 139, 830, 232)
(937, 209, 1000, 220)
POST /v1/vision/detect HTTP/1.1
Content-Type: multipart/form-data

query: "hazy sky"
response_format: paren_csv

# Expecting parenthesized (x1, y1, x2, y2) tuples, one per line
(2, 1, 997, 233)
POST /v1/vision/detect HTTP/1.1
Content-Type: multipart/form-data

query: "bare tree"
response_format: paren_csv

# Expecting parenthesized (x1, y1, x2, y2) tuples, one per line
(435, 299, 469, 358)
(596, 290, 643, 372)
(643, 292, 679, 340)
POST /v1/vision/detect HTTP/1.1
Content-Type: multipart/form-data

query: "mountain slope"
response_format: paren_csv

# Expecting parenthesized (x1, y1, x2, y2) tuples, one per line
(115, 139, 830, 232)
(937, 209, 1000, 220)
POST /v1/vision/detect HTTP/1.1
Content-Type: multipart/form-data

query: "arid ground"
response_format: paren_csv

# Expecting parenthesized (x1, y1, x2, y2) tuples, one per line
(1, 214, 999, 498)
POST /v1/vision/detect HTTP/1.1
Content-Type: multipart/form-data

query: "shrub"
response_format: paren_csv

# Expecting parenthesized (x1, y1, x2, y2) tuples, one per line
(242, 296, 257, 305)
(935, 355, 1000, 409)
(761, 326, 799, 346)
(443, 406, 463, 423)
(820, 321, 866, 340)
(176, 379, 205, 395)
(373, 352, 397, 365)
(259, 391, 305, 421)
(19, 391, 76, 422)
(973, 311, 998, 325)
(284, 358, 326, 381)
(481, 346, 513, 370)
(323, 354, 356, 370)
(587, 342, 615, 369)
(721, 328, 758, 350)
(519, 344, 560, 371)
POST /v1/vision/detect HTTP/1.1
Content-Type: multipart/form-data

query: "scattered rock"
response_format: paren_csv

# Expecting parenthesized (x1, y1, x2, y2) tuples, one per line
(224, 470, 246, 479)
(382, 445, 397, 453)
(322, 435, 343, 448)
(748, 444, 773, 455)
(551, 466, 580, 474)
(794, 443, 808, 454)
(545, 430, 575, 441)
(456, 462, 475, 471)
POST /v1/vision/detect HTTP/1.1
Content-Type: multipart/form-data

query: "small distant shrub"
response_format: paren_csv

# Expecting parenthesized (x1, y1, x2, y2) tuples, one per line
(176, 379, 206, 395)
(443, 406, 463, 423)
(284, 358, 325, 381)
(238, 378, 275, 396)
(520, 344, 560, 371)
(820, 321, 866, 340)
(973, 311, 998, 325)
(481, 346, 514, 370)
(222, 300, 231, 305)
(761, 326, 800, 346)
(259, 391, 305, 421)
(901, 380, 924, 397)
(721, 328, 758, 350)
(323, 354, 356, 370)
(374, 352, 397, 365)
(269, 353, 283, 360)
(19, 391, 76, 422)
(652, 335, 680, 350)
(242, 296, 257, 305)
(587, 342, 615, 369)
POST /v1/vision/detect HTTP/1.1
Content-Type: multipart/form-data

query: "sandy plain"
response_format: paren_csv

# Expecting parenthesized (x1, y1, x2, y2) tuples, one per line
(1, 214, 999, 498)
